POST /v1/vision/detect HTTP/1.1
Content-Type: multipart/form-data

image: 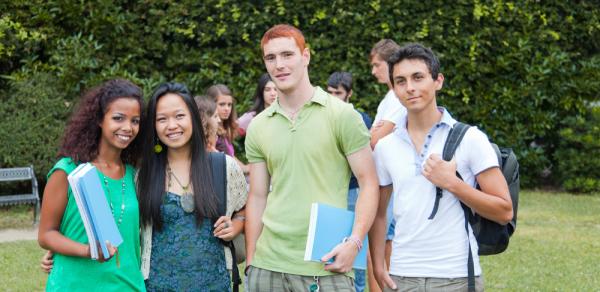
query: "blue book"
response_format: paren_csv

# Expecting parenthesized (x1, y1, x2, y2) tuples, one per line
(304, 203, 368, 270)
(76, 164, 123, 260)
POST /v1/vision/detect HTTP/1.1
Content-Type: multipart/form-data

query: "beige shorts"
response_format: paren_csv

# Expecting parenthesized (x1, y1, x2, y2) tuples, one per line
(384, 275, 484, 292)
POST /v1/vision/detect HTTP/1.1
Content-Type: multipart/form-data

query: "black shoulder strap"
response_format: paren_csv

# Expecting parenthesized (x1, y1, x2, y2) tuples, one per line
(208, 152, 241, 292)
(208, 152, 227, 216)
(428, 122, 470, 220)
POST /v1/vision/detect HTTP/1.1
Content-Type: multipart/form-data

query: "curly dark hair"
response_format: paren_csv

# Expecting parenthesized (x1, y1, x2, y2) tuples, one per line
(58, 79, 143, 165)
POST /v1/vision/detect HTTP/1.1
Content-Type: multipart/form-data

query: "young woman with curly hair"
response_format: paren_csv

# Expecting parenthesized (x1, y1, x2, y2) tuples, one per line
(38, 79, 146, 291)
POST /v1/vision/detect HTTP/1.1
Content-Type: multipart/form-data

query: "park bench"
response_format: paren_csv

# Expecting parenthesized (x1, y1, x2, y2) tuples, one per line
(0, 165, 40, 225)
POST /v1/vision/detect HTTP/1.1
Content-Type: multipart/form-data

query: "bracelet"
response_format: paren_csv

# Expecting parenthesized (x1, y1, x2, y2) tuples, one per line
(342, 236, 363, 251)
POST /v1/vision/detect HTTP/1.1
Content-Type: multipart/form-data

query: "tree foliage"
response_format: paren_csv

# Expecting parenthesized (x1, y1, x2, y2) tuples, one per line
(1, 0, 599, 190)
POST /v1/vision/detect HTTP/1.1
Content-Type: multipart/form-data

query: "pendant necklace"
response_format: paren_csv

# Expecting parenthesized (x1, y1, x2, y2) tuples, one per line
(167, 163, 195, 213)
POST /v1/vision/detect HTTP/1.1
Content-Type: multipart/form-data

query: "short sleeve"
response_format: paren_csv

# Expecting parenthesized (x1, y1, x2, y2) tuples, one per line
(47, 157, 78, 179)
(373, 143, 393, 186)
(337, 104, 371, 156)
(238, 111, 256, 132)
(225, 155, 248, 216)
(383, 105, 407, 124)
(244, 121, 265, 163)
(463, 127, 499, 175)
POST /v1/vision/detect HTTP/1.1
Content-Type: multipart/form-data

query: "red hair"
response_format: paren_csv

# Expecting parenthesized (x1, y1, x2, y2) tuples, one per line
(261, 24, 306, 52)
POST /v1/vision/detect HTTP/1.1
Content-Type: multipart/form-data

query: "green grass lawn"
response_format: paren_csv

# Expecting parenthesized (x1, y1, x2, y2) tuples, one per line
(1, 190, 599, 291)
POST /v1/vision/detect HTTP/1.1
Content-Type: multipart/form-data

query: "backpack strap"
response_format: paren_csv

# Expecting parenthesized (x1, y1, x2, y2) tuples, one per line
(208, 152, 241, 292)
(427, 122, 470, 220)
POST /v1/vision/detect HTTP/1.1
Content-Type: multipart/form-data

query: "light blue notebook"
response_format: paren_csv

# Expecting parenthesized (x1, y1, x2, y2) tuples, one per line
(304, 203, 367, 270)
(77, 164, 123, 259)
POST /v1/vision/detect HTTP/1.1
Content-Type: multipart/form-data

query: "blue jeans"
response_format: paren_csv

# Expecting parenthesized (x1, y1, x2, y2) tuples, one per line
(348, 187, 396, 292)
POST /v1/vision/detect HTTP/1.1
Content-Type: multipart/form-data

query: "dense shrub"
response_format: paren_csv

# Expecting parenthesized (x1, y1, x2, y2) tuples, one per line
(555, 105, 600, 193)
(0, 0, 598, 190)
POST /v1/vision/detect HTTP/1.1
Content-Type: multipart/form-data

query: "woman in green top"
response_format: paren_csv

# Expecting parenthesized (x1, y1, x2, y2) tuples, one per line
(37, 79, 146, 292)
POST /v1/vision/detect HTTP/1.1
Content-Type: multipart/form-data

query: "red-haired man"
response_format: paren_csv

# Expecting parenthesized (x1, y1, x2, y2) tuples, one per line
(244, 24, 379, 291)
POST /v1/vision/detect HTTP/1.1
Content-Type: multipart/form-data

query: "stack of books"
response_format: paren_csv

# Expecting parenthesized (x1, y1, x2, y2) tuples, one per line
(67, 163, 123, 260)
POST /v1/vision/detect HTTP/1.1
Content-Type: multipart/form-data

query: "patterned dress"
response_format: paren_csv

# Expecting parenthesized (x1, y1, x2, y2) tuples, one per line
(145, 193, 230, 291)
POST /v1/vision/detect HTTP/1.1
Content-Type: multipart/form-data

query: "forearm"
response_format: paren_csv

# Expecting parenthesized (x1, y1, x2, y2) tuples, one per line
(352, 181, 379, 241)
(368, 213, 388, 272)
(447, 177, 512, 224)
(244, 193, 267, 263)
(38, 230, 89, 258)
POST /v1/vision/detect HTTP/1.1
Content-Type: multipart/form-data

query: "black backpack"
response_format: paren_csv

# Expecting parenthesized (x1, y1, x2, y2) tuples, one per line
(208, 152, 242, 292)
(427, 122, 519, 292)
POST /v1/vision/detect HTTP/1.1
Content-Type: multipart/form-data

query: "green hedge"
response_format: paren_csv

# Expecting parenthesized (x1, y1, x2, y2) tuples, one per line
(1, 0, 599, 191)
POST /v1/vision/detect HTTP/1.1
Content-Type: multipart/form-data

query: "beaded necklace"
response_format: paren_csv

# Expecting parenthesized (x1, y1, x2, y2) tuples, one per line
(101, 166, 126, 225)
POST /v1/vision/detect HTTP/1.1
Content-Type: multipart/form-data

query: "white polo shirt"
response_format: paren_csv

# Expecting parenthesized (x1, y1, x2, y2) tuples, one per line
(373, 108, 499, 278)
(373, 90, 407, 124)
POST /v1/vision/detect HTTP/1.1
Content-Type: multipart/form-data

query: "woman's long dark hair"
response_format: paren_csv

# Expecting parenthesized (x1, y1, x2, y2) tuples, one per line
(249, 73, 273, 114)
(58, 79, 143, 165)
(137, 82, 219, 229)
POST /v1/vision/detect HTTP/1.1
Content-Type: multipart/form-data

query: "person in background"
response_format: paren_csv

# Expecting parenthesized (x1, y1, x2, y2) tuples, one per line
(326, 71, 372, 292)
(207, 84, 249, 174)
(206, 84, 239, 156)
(238, 73, 278, 137)
(38, 79, 145, 291)
(369, 39, 407, 148)
(194, 95, 219, 153)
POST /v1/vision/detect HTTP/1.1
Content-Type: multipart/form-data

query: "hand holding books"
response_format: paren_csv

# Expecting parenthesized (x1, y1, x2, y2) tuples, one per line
(321, 235, 362, 273)
(304, 203, 368, 271)
(91, 240, 118, 263)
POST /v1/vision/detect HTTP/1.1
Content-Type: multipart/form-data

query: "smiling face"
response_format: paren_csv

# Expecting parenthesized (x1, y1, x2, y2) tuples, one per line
(98, 97, 141, 151)
(391, 58, 444, 114)
(263, 81, 278, 107)
(216, 94, 233, 121)
(262, 37, 310, 93)
(155, 93, 193, 151)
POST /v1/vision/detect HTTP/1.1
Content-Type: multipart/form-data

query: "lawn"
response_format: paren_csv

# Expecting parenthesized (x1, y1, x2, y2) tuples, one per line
(1, 190, 599, 291)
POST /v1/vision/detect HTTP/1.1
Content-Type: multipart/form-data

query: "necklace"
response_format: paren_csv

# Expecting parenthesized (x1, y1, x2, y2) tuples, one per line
(167, 163, 195, 213)
(279, 100, 302, 120)
(101, 166, 126, 226)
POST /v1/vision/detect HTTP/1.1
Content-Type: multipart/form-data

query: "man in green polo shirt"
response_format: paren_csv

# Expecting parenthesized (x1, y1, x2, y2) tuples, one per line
(244, 24, 379, 292)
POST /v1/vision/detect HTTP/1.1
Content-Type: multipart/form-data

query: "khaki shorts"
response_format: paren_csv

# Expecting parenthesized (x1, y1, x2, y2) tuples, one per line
(384, 275, 484, 292)
(246, 266, 355, 292)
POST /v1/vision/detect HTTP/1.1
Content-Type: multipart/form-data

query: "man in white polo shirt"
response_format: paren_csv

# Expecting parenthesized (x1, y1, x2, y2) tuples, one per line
(369, 43, 513, 292)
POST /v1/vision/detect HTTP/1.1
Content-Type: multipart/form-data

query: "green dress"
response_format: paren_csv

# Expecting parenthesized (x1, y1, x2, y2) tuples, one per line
(45, 157, 145, 292)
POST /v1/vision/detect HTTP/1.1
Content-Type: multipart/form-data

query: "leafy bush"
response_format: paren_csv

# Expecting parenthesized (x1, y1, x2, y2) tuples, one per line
(555, 105, 600, 193)
(0, 0, 598, 189)
(0, 72, 71, 175)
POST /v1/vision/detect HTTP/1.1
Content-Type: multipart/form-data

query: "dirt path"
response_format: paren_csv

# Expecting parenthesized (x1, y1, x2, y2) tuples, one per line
(0, 227, 38, 243)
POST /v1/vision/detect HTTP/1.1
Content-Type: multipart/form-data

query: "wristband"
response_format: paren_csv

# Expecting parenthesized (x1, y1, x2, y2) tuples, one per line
(342, 236, 363, 251)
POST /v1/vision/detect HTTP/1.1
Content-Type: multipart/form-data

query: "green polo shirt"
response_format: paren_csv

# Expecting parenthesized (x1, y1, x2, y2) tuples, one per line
(245, 86, 370, 276)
